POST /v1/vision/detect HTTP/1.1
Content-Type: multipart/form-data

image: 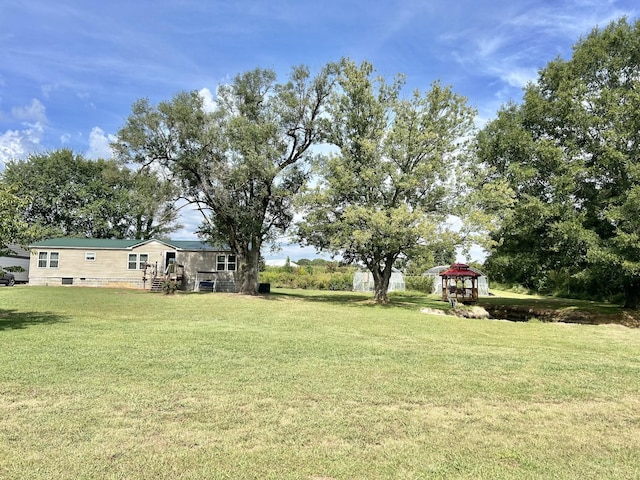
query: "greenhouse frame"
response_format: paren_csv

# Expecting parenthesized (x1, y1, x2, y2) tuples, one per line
(353, 269, 406, 292)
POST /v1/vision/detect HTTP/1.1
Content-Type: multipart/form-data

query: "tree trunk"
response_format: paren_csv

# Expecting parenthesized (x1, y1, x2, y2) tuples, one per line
(238, 244, 261, 295)
(371, 259, 394, 304)
(373, 274, 390, 304)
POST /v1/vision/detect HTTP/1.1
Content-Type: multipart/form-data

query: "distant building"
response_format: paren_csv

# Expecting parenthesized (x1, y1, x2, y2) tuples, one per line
(265, 259, 299, 268)
(353, 269, 406, 292)
(0, 244, 30, 283)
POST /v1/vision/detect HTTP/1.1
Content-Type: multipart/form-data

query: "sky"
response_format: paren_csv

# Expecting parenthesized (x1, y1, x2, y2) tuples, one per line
(1, 0, 638, 261)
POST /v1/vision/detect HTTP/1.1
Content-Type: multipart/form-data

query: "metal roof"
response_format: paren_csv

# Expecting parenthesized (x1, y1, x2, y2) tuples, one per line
(3, 243, 30, 258)
(439, 263, 482, 278)
(29, 238, 227, 251)
(427, 264, 486, 277)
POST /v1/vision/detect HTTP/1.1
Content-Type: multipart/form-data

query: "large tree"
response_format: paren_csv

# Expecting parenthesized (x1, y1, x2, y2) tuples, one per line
(0, 149, 181, 239)
(0, 186, 28, 249)
(297, 60, 476, 303)
(476, 18, 640, 307)
(113, 64, 338, 294)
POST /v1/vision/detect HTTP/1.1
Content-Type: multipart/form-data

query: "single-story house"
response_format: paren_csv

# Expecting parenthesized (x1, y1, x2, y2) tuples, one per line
(28, 238, 240, 292)
(0, 244, 30, 283)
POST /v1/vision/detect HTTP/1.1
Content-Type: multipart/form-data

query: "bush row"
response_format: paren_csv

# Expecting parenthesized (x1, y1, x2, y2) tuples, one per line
(259, 267, 355, 291)
(404, 275, 434, 293)
(259, 267, 437, 294)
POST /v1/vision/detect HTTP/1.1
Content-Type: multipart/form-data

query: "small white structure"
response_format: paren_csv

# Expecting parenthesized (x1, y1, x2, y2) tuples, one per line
(353, 269, 405, 292)
(265, 259, 299, 267)
(424, 265, 489, 297)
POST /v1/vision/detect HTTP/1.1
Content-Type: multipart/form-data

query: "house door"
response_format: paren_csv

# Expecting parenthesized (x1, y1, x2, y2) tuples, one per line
(165, 251, 176, 270)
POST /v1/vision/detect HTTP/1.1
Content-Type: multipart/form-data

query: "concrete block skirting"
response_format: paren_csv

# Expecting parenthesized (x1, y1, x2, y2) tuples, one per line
(28, 277, 146, 289)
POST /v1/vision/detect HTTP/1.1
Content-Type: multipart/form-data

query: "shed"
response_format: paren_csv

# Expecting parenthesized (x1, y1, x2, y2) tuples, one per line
(353, 269, 405, 292)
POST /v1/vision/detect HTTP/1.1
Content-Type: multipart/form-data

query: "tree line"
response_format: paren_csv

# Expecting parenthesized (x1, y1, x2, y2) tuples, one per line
(472, 17, 640, 308)
(0, 149, 181, 242)
(2, 18, 639, 306)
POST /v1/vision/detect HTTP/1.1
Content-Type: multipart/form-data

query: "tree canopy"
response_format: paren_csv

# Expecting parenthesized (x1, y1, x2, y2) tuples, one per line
(476, 17, 640, 308)
(113, 64, 338, 294)
(0, 149, 181, 240)
(297, 59, 476, 303)
(0, 185, 30, 250)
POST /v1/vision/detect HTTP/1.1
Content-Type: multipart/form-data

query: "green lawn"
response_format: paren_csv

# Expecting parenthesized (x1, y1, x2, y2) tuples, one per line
(1, 287, 639, 479)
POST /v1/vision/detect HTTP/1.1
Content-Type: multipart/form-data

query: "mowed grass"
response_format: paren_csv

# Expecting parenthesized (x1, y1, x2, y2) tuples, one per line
(1, 287, 639, 479)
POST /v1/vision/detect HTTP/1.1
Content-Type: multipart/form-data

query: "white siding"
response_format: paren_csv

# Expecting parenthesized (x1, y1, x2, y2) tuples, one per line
(28, 240, 241, 290)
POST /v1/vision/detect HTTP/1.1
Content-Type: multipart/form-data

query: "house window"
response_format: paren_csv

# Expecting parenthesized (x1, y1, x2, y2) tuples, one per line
(128, 253, 149, 270)
(216, 254, 226, 271)
(216, 254, 236, 271)
(38, 251, 59, 268)
(85, 252, 96, 262)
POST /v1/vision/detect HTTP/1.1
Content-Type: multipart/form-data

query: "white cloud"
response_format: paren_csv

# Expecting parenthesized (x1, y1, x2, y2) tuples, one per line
(0, 122, 44, 166)
(171, 204, 203, 240)
(492, 67, 539, 97)
(198, 87, 217, 113)
(0, 99, 48, 166)
(41, 83, 60, 99)
(86, 126, 116, 159)
(456, 244, 487, 264)
(0, 130, 28, 166)
(11, 98, 47, 124)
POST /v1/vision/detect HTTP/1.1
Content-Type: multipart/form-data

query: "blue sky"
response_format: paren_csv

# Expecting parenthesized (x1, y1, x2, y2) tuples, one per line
(1, 0, 637, 260)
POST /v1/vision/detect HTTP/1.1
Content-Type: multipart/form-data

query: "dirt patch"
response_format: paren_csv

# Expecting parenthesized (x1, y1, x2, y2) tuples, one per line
(481, 304, 640, 328)
(420, 307, 449, 316)
(421, 306, 491, 320)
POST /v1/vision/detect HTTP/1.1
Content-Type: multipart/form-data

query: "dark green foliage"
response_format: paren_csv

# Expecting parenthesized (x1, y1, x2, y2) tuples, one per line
(162, 279, 179, 295)
(404, 275, 434, 293)
(0, 185, 30, 246)
(0, 149, 180, 240)
(477, 18, 640, 308)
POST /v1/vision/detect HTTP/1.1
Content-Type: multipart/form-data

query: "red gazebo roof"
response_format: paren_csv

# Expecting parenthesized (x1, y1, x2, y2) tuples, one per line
(439, 263, 481, 278)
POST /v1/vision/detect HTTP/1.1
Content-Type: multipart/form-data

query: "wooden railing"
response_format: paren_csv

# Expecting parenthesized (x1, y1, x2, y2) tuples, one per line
(164, 263, 184, 282)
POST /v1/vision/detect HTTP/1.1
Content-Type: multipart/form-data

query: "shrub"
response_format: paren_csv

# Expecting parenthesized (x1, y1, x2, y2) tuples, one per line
(259, 265, 355, 291)
(162, 279, 179, 295)
(405, 275, 434, 293)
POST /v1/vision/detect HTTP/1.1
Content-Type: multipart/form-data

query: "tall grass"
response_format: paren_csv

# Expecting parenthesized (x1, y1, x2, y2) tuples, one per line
(259, 265, 354, 290)
(1, 287, 639, 479)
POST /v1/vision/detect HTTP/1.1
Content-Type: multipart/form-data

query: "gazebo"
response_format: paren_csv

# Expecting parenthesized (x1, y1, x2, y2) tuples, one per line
(439, 263, 481, 304)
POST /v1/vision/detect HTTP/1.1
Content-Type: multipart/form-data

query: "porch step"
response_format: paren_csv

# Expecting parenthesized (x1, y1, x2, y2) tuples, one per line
(150, 278, 163, 292)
